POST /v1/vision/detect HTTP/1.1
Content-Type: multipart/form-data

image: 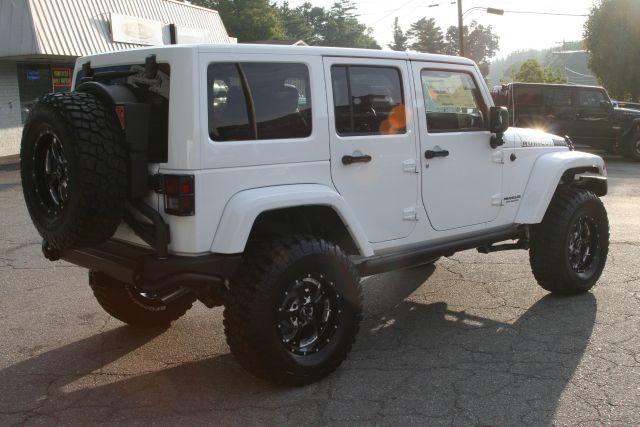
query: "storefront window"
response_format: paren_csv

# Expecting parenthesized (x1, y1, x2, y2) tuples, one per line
(17, 63, 74, 123)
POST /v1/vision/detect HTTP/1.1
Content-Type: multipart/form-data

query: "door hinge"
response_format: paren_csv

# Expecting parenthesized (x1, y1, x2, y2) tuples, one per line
(491, 194, 504, 206)
(402, 159, 419, 173)
(403, 206, 419, 221)
(492, 150, 505, 164)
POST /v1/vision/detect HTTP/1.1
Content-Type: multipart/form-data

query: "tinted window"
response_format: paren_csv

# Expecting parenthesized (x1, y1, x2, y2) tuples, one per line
(207, 63, 312, 141)
(514, 86, 543, 107)
(546, 88, 573, 107)
(576, 89, 607, 108)
(331, 66, 405, 135)
(421, 70, 485, 132)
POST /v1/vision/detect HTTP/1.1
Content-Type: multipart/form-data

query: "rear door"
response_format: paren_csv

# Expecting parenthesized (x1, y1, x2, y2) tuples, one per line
(324, 57, 419, 243)
(411, 63, 502, 231)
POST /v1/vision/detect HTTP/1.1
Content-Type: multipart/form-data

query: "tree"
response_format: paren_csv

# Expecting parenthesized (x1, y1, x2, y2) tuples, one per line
(388, 17, 408, 51)
(513, 59, 568, 84)
(191, 0, 285, 42)
(407, 18, 445, 53)
(317, 1, 380, 48)
(277, 2, 319, 44)
(276, 1, 380, 49)
(444, 21, 499, 76)
(584, 0, 640, 100)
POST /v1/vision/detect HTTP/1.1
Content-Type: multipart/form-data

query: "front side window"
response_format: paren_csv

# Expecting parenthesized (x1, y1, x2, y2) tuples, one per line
(207, 62, 312, 141)
(421, 70, 486, 132)
(331, 65, 406, 136)
(576, 89, 607, 108)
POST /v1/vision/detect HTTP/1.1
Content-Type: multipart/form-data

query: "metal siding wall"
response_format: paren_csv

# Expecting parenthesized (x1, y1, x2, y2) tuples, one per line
(0, 0, 38, 57)
(24, 0, 230, 57)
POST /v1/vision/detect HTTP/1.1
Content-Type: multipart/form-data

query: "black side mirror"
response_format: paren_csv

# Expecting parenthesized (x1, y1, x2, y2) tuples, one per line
(489, 106, 509, 148)
(490, 106, 509, 133)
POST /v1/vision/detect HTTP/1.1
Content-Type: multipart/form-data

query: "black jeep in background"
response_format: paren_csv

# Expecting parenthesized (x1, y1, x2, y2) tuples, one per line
(493, 83, 640, 161)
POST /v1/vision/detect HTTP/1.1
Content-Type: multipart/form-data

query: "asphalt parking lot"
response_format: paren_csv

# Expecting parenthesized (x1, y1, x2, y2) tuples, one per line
(1, 155, 639, 425)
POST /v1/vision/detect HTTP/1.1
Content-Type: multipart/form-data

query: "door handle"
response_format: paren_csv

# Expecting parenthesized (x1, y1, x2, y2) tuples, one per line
(342, 154, 372, 165)
(424, 149, 449, 159)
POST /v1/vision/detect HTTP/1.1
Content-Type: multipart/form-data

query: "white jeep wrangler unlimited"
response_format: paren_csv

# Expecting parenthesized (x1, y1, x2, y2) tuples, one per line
(20, 44, 609, 385)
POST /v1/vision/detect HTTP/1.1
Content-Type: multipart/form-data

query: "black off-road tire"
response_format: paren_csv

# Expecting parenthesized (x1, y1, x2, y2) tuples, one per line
(224, 235, 363, 386)
(623, 131, 640, 161)
(21, 92, 127, 250)
(529, 187, 609, 295)
(89, 271, 195, 328)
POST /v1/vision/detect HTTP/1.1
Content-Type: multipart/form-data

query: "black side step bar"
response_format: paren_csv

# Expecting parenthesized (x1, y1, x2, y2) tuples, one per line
(356, 227, 527, 277)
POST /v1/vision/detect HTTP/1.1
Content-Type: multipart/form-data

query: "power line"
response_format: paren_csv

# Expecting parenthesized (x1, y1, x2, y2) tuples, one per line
(502, 10, 588, 17)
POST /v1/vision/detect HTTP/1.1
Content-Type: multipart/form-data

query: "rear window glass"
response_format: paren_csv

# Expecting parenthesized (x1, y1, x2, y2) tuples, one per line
(207, 62, 312, 141)
(514, 86, 543, 107)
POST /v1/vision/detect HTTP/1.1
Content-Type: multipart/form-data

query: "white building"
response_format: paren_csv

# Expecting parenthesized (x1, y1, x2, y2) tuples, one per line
(0, 0, 232, 156)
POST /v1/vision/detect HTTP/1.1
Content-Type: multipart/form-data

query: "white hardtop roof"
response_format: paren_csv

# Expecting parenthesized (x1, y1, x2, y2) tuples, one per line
(80, 43, 476, 66)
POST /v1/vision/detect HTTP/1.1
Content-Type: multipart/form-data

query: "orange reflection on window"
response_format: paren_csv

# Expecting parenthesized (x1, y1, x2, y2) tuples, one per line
(379, 104, 406, 134)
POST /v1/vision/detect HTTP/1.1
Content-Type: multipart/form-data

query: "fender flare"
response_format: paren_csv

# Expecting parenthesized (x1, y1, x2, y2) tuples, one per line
(514, 151, 606, 224)
(210, 184, 374, 257)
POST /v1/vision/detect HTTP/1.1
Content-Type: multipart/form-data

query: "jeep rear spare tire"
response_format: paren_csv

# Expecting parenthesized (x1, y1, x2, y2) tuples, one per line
(20, 92, 128, 250)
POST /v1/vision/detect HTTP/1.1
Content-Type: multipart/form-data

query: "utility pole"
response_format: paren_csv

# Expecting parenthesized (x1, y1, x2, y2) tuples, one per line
(457, 0, 465, 57)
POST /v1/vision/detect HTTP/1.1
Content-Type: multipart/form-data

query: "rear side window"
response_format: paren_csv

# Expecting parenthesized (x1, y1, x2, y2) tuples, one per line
(420, 69, 486, 132)
(514, 86, 543, 107)
(207, 62, 312, 141)
(331, 65, 406, 136)
(576, 89, 607, 108)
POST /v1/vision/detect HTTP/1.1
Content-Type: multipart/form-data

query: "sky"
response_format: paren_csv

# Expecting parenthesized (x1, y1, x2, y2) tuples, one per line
(277, 0, 598, 58)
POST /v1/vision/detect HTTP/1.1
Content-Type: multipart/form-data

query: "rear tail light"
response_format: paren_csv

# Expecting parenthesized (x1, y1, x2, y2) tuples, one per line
(163, 175, 195, 216)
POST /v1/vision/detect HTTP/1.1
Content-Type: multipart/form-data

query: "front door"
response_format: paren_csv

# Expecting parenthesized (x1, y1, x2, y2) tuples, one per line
(573, 87, 613, 144)
(324, 57, 419, 243)
(412, 63, 502, 231)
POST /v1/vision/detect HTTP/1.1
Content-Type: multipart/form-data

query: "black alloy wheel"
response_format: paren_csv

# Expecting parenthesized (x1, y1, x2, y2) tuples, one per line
(567, 214, 600, 277)
(277, 273, 340, 356)
(33, 131, 69, 220)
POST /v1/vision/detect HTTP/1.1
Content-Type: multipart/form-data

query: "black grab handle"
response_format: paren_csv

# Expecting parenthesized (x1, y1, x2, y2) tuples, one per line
(424, 149, 449, 159)
(342, 154, 372, 165)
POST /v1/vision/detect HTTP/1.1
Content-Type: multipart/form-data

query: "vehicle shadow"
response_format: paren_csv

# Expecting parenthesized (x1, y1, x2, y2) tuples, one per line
(0, 264, 596, 424)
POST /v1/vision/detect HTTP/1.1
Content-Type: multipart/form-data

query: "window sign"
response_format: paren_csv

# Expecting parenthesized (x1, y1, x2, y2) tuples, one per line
(111, 13, 164, 46)
(26, 70, 40, 81)
(52, 67, 72, 88)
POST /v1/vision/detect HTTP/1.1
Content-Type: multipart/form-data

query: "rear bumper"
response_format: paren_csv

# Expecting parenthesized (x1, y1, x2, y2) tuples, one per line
(61, 239, 241, 292)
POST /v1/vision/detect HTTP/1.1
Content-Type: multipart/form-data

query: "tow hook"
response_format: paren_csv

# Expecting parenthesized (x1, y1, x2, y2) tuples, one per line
(42, 240, 61, 261)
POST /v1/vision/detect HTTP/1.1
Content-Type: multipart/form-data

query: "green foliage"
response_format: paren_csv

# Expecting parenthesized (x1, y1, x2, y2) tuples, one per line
(194, 0, 286, 42)
(584, 0, 640, 100)
(191, 0, 379, 48)
(390, 17, 498, 76)
(407, 18, 445, 53)
(316, 1, 380, 48)
(444, 21, 499, 76)
(512, 59, 568, 84)
(388, 17, 408, 51)
(488, 43, 596, 87)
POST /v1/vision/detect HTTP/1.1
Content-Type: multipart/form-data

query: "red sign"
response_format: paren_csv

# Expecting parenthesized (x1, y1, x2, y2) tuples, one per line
(52, 67, 72, 87)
